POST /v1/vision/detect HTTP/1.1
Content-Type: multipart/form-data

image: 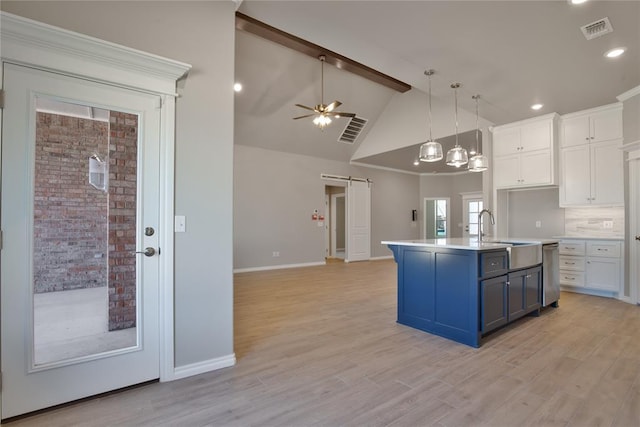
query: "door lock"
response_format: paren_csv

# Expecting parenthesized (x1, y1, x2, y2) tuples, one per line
(145, 227, 155, 236)
(135, 247, 156, 257)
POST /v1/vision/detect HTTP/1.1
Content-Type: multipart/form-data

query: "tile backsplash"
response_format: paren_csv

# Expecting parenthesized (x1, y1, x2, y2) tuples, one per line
(564, 207, 625, 238)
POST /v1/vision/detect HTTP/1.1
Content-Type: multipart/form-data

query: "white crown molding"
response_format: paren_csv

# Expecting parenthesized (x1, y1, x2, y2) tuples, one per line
(349, 161, 421, 176)
(559, 102, 623, 120)
(617, 85, 640, 102)
(1, 12, 191, 96)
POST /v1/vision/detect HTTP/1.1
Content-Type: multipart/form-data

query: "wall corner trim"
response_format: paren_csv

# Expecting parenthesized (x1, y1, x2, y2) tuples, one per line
(169, 354, 236, 382)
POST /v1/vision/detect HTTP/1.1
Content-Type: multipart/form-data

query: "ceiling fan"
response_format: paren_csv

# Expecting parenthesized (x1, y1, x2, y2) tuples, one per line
(293, 55, 356, 129)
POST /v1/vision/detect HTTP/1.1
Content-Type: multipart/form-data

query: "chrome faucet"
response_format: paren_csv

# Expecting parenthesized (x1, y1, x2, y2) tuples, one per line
(478, 209, 495, 242)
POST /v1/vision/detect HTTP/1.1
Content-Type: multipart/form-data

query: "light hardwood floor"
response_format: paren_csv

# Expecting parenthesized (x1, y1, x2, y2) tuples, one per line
(7, 259, 640, 426)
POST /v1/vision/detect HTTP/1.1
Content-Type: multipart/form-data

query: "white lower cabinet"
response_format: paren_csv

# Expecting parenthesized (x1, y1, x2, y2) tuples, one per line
(559, 239, 623, 296)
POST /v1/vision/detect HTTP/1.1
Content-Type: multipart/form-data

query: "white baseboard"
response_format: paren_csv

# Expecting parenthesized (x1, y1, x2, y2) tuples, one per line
(370, 256, 394, 261)
(171, 353, 236, 381)
(234, 261, 325, 274)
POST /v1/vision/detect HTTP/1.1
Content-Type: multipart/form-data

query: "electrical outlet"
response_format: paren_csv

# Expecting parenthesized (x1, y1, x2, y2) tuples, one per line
(535, 220, 541, 228)
(272, 251, 280, 257)
(603, 221, 613, 229)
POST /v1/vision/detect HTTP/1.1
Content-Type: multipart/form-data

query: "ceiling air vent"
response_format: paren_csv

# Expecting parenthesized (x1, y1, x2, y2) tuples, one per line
(581, 17, 613, 40)
(338, 116, 368, 144)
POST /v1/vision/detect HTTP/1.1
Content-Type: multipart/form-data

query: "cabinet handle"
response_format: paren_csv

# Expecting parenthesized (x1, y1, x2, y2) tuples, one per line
(566, 247, 575, 250)
(565, 262, 575, 265)
(585, 137, 590, 141)
(564, 277, 575, 280)
(587, 261, 591, 264)
(526, 275, 532, 278)
(597, 248, 607, 252)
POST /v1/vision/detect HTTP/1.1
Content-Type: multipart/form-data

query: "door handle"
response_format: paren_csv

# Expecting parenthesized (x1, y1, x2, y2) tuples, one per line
(636, 236, 640, 241)
(134, 247, 156, 257)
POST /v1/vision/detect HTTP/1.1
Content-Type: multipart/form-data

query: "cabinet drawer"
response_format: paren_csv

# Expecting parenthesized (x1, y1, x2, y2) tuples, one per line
(559, 271, 585, 287)
(559, 255, 585, 271)
(479, 252, 508, 278)
(586, 241, 621, 258)
(559, 241, 585, 256)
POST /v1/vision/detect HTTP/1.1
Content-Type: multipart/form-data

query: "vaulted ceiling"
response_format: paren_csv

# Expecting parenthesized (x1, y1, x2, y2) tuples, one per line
(234, 1, 640, 173)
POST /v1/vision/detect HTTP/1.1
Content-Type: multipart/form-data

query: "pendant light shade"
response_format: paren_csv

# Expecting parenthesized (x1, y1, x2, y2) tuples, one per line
(418, 70, 443, 162)
(469, 94, 489, 172)
(446, 83, 468, 167)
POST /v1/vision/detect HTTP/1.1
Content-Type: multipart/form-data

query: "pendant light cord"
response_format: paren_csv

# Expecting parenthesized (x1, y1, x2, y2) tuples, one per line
(320, 55, 325, 107)
(474, 94, 480, 154)
(427, 70, 433, 141)
(452, 83, 460, 147)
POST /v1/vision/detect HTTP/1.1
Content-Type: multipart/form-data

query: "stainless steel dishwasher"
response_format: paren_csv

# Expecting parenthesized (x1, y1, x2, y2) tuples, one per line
(542, 243, 560, 307)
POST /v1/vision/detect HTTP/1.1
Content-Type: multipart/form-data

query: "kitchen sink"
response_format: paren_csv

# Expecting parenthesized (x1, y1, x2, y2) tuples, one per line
(486, 240, 542, 270)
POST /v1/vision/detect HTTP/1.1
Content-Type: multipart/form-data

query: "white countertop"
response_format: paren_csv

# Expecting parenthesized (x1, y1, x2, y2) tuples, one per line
(381, 237, 559, 251)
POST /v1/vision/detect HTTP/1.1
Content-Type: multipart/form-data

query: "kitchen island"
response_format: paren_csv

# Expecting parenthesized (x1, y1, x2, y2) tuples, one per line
(382, 238, 550, 347)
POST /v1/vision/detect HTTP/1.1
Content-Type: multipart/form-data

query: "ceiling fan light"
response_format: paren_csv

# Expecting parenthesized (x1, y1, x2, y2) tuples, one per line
(468, 154, 489, 172)
(419, 140, 444, 162)
(446, 146, 468, 167)
(313, 114, 332, 129)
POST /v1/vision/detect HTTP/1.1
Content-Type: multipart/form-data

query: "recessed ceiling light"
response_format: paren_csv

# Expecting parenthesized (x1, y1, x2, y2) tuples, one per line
(605, 47, 626, 58)
(569, 0, 588, 5)
(531, 103, 544, 110)
(413, 159, 420, 166)
(234, 83, 243, 92)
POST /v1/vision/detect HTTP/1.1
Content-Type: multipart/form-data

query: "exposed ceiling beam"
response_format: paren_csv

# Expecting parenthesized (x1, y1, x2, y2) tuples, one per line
(235, 12, 412, 94)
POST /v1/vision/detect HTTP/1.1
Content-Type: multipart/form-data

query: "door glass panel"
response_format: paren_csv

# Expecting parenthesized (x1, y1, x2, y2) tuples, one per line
(33, 98, 139, 367)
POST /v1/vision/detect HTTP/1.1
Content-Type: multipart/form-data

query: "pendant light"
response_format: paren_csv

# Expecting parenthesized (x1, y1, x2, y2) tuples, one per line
(468, 94, 489, 172)
(418, 70, 443, 162)
(445, 83, 468, 167)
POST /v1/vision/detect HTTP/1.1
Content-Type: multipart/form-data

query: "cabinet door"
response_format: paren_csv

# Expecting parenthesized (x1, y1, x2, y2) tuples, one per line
(493, 155, 520, 188)
(560, 145, 591, 206)
(521, 120, 552, 152)
(590, 140, 624, 206)
(591, 108, 622, 143)
(524, 267, 542, 311)
(561, 115, 590, 148)
(480, 275, 508, 333)
(586, 258, 620, 292)
(520, 150, 552, 186)
(507, 270, 526, 321)
(493, 127, 521, 157)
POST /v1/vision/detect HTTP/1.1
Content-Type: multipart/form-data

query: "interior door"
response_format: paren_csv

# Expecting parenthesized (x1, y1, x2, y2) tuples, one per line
(346, 180, 371, 262)
(1, 63, 161, 418)
(462, 195, 483, 238)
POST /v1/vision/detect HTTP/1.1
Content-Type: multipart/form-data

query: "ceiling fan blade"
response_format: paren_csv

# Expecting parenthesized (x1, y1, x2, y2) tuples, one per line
(327, 111, 356, 118)
(293, 114, 316, 120)
(295, 104, 317, 112)
(325, 101, 342, 112)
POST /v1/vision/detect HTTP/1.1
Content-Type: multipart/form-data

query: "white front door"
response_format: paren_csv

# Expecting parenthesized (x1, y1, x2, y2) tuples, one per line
(346, 181, 371, 262)
(1, 64, 161, 418)
(462, 193, 484, 238)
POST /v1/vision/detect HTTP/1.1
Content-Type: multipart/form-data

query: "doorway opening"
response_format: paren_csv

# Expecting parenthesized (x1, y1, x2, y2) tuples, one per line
(423, 197, 450, 239)
(325, 185, 346, 260)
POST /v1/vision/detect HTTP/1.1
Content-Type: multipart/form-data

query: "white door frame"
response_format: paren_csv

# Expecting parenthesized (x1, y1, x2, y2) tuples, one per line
(626, 145, 640, 304)
(423, 197, 450, 239)
(331, 193, 345, 256)
(0, 13, 191, 417)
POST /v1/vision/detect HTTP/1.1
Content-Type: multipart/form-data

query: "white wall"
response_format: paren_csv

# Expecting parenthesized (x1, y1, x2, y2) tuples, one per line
(234, 145, 420, 269)
(507, 188, 565, 238)
(2, 1, 236, 367)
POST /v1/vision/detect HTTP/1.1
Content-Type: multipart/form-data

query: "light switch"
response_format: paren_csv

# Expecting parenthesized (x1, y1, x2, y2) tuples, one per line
(175, 215, 186, 232)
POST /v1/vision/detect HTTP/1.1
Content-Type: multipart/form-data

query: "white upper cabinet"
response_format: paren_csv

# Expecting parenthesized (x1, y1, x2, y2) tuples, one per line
(561, 105, 623, 148)
(492, 113, 558, 189)
(559, 103, 623, 207)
